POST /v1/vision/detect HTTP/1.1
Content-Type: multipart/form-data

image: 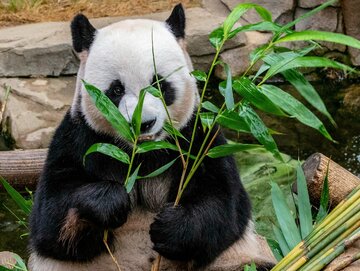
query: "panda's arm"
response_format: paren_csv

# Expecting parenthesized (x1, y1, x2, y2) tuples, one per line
(150, 129, 252, 268)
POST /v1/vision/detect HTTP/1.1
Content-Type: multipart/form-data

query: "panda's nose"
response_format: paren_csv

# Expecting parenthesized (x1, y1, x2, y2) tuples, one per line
(140, 118, 156, 133)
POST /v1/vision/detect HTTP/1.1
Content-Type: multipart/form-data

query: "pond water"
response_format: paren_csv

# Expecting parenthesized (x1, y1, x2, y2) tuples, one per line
(0, 79, 359, 261)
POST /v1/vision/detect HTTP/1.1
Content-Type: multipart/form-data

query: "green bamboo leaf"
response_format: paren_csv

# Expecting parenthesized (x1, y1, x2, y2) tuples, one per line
(271, 182, 302, 249)
(223, 3, 272, 38)
(201, 101, 219, 113)
(262, 52, 336, 126)
(218, 63, 235, 109)
(82, 80, 133, 142)
(0, 176, 32, 215)
(233, 77, 287, 116)
(296, 163, 313, 239)
(138, 158, 177, 179)
(125, 164, 141, 193)
(239, 103, 283, 161)
(144, 85, 161, 98)
(276, 30, 360, 50)
(131, 89, 146, 136)
(250, 44, 268, 64)
(267, 239, 284, 262)
(12, 254, 27, 271)
(136, 141, 178, 154)
(84, 143, 130, 165)
(200, 112, 215, 131)
(315, 161, 330, 223)
(272, 224, 291, 256)
(260, 84, 334, 141)
(229, 21, 285, 39)
(253, 63, 270, 80)
(262, 56, 356, 82)
(216, 110, 251, 133)
(191, 70, 207, 82)
(0, 266, 12, 271)
(207, 143, 263, 158)
(163, 122, 188, 142)
(244, 262, 257, 271)
(209, 27, 224, 49)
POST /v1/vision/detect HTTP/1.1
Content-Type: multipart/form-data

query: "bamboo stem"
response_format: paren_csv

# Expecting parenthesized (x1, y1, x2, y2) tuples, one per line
(103, 230, 122, 271)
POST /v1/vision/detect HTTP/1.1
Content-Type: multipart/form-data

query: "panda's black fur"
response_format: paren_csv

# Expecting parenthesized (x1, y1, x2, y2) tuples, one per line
(29, 4, 254, 269)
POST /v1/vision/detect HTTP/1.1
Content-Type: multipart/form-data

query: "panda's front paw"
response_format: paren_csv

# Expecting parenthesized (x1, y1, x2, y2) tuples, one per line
(149, 204, 196, 262)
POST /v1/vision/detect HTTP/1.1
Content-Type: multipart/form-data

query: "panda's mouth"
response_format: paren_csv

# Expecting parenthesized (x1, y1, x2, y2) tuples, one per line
(138, 130, 163, 142)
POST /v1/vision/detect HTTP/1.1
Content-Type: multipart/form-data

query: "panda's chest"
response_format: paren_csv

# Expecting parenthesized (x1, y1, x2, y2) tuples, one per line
(135, 175, 172, 212)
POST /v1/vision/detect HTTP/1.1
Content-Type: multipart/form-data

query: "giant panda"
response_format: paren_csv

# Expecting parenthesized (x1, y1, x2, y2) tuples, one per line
(28, 4, 275, 271)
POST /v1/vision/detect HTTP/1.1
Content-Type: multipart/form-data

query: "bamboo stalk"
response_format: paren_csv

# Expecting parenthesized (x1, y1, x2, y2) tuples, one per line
(324, 251, 360, 271)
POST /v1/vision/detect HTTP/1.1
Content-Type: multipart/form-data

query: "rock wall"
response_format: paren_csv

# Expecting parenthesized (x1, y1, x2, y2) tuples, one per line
(0, 0, 359, 149)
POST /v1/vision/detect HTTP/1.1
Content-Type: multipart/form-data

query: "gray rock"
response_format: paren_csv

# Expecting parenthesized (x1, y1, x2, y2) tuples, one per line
(298, 0, 340, 8)
(0, 77, 75, 149)
(0, 8, 246, 77)
(202, 0, 230, 17)
(342, 0, 360, 66)
(221, 0, 295, 23)
(295, 7, 346, 52)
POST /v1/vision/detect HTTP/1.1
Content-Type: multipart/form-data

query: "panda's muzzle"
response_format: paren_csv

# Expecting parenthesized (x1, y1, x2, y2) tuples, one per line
(140, 118, 156, 133)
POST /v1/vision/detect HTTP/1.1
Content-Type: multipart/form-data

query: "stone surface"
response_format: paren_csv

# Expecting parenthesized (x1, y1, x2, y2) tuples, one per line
(299, 0, 340, 8)
(202, 0, 230, 17)
(342, 0, 360, 66)
(295, 7, 346, 52)
(221, 0, 294, 23)
(0, 77, 75, 149)
(0, 7, 246, 77)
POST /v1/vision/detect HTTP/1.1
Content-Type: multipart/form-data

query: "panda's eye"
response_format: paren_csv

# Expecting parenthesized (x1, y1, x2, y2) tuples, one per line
(113, 86, 123, 96)
(109, 80, 124, 96)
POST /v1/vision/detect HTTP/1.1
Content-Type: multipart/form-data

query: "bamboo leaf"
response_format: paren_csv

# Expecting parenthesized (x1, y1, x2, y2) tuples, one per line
(82, 81, 133, 142)
(84, 143, 130, 165)
(218, 63, 235, 109)
(233, 77, 287, 116)
(216, 110, 251, 133)
(276, 30, 360, 50)
(296, 163, 313, 239)
(315, 161, 330, 223)
(209, 27, 224, 49)
(260, 85, 334, 141)
(144, 85, 161, 98)
(239, 103, 283, 161)
(125, 164, 141, 193)
(229, 21, 284, 39)
(200, 112, 215, 131)
(191, 70, 207, 82)
(136, 141, 178, 154)
(131, 89, 146, 136)
(202, 101, 219, 113)
(207, 143, 263, 158)
(0, 176, 32, 215)
(272, 224, 291, 256)
(271, 182, 302, 249)
(138, 158, 177, 179)
(12, 254, 27, 271)
(267, 239, 284, 262)
(163, 122, 188, 141)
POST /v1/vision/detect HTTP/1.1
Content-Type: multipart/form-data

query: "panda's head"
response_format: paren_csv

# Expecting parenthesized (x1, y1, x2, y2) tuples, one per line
(70, 4, 198, 141)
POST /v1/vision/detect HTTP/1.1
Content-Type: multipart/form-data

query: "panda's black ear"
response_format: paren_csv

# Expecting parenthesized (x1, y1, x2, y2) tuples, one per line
(166, 3, 186, 39)
(71, 14, 96, 53)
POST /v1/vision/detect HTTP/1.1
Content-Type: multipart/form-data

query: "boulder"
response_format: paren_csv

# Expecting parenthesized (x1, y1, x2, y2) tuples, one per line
(298, 0, 340, 8)
(0, 8, 246, 77)
(221, 0, 295, 23)
(0, 77, 75, 149)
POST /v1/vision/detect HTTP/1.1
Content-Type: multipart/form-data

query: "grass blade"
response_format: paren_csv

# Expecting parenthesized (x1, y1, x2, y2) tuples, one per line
(271, 182, 302, 249)
(296, 163, 313, 239)
(0, 176, 32, 215)
(260, 84, 334, 142)
(84, 143, 130, 165)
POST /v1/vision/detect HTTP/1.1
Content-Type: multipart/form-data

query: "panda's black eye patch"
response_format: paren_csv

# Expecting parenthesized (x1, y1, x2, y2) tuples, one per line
(151, 75, 176, 106)
(105, 80, 125, 106)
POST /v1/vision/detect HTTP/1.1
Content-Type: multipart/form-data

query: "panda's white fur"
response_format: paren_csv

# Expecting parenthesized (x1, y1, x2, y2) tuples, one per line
(77, 19, 198, 140)
(29, 5, 276, 271)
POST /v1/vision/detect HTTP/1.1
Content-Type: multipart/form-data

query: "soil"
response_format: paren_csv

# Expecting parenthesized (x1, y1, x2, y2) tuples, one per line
(0, 0, 201, 28)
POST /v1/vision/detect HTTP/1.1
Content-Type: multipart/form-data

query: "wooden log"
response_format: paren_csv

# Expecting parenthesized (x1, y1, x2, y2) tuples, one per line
(300, 153, 360, 207)
(0, 149, 47, 190)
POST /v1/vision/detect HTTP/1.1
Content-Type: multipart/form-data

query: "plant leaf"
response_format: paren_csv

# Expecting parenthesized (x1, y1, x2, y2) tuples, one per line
(136, 141, 178, 154)
(260, 84, 334, 141)
(0, 176, 32, 215)
(138, 158, 177, 179)
(267, 238, 284, 261)
(233, 77, 287, 116)
(131, 89, 146, 136)
(144, 85, 161, 98)
(207, 143, 263, 158)
(219, 63, 235, 109)
(315, 160, 330, 223)
(200, 112, 215, 131)
(82, 81, 133, 142)
(209, 27, 224, 49)
(125, 164, 141, 193)
(276, 30, 360, 50)
(271, 182, 302, 249)
(296, 163, 313, 239)
(84, 143, 130, 165)
(239, 103, 283, 161)
(272, 224, 291, 256)
(216, 110, 251, 133)
(163, 122, 188, 142)
(229, 21, 284, 39)
(202, 101, 219, 113)
(191, 70, 207, 82)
